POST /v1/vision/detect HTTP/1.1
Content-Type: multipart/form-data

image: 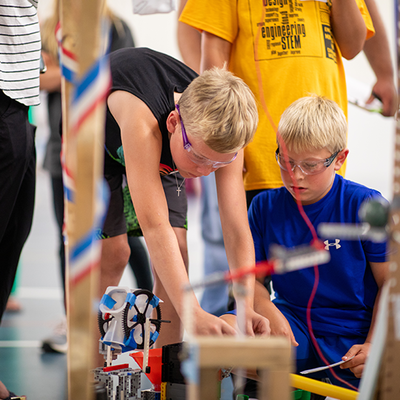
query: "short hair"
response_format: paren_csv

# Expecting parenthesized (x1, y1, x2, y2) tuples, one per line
(277, 95, 347, 153)
(178, 67, 258, 153)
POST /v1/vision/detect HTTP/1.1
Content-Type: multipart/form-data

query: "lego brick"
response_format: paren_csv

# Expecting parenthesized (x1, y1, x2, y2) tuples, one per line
(162, 342, 186, 384)
(165, 382, 186, 400)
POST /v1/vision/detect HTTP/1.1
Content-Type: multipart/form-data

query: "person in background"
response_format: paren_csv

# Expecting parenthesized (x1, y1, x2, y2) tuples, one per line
(180, 0, 374, 206)
(363, 0, 397, 117)
(39, 2, 153, 354)
(0, 1, 41, 398)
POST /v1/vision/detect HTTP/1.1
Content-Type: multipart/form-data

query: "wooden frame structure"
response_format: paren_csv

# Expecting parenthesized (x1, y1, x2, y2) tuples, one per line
(59, 0, 107, 399)
(184, 336, 292, 400)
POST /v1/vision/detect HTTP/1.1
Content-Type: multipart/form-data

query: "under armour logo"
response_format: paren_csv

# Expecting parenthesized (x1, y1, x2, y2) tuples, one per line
(324, 239, 341, 250)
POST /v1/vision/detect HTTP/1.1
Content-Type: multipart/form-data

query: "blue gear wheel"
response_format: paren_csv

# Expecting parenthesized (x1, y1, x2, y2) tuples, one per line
(122, 289, 162, 349)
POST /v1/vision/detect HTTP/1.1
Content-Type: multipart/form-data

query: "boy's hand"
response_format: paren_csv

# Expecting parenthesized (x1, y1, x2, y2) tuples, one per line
(366, 79, 398, 117)
(194, 308, 237, 336)
(219, 309, 270, 336)
(340, 342, 371, 378)
(253, 281, 298, 346)
(268, 310, 298, 347)
(245, 308, 271, 336)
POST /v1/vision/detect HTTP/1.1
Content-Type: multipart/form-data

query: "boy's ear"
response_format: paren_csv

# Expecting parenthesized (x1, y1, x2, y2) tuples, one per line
(333, 149, 349, 171)
(166, 110, 179, 134)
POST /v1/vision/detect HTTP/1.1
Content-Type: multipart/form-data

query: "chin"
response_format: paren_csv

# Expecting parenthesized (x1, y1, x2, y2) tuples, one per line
(179, 170, 192, 178)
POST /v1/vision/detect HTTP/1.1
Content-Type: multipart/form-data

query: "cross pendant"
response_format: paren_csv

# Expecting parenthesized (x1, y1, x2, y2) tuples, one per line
(177, 187, 181, 196)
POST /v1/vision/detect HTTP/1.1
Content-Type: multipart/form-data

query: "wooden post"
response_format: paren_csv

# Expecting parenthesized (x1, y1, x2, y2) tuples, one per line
(60, 0, 108, 399)
(376, 1, 400, 398)
(185, 336, 292, 400)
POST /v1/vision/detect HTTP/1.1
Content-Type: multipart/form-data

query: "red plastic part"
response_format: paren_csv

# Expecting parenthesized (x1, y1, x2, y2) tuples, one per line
(103, 363, 130, 372)
(130, 348, 163, 390)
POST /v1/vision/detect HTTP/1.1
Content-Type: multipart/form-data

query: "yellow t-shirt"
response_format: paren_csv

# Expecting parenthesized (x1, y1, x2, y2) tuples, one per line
(181, 0, 374, 191)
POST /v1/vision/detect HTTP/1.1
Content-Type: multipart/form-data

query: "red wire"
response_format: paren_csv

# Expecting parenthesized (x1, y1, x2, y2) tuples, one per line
(253, 5, 358, 391)
(226, 261, 275, 283)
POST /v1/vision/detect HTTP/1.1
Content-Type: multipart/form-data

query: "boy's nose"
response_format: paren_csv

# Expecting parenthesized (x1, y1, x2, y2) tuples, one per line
(292, 164, 305, 178)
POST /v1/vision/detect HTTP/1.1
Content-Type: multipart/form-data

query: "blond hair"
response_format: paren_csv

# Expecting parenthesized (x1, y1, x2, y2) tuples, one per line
(278, 95, 347, 153)
(178, 67, 258, 153)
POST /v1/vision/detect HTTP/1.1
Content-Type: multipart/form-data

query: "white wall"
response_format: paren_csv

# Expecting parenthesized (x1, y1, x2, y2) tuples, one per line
(344, 0, 396, 201)
(107, 1, 181, 59)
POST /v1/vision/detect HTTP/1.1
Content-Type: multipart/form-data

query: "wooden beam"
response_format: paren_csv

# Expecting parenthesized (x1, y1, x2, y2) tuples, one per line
(60, 0, 107, 399)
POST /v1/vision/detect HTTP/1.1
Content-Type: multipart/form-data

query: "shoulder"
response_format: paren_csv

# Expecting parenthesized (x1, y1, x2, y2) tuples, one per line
(254, 186, 287, 203)
(110, 47, 148, 64)
(180, 0, 239, 44)
(335, 176, 387, 221)
(337, 175, 383, 202)
(110, 47, 197, 80)
(110, 47, 175, 65)
(249, 187, 287, 216)
(110, 47, 157, 66)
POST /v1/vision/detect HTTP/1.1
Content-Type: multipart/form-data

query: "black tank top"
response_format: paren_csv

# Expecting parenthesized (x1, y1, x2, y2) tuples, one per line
(104, 47, 198, 175)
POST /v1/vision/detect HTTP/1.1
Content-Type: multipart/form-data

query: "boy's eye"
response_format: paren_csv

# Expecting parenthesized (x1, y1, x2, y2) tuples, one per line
(279, 157, 295, 167)
(192, 152, 206, 161)
(303, 162, 318, 169)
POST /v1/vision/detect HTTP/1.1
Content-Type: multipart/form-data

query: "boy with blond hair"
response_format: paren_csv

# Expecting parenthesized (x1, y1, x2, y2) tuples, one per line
(100, 47, 268, 353)
(224, 95, 389, 389)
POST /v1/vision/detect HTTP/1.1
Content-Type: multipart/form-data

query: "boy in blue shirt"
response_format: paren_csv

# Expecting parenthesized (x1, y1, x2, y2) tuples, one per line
(223, 95, 389, 389)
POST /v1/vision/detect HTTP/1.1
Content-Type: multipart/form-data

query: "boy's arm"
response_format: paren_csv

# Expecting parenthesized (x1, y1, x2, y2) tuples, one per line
(363, 0, 397, 117)
(215, 153, 270, 336)
(254, 280, 298, 346)
(108, 91, 237, 338)
(340, 260, 389, 378)
(330, 0, 367, 59)
(201, 33, 267, 336)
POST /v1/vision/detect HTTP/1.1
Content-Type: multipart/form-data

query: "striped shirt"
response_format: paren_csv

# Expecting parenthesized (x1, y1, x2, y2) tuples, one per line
(0, 0, 41, 106)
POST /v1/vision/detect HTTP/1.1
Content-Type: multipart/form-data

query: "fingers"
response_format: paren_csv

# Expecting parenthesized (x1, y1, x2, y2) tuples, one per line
(221, 319, 239, 336)
(197, 313, 237, 336)
(243, 309, 272, 337)
(342, 345, 361, 362)
(270, 328, 298, 346)
(255, 318, 271, 336)
(370, 85, 397, 117)
(196, 310, 274, 339)
(366, 89, 396, 117)
(341, 356, 364, 379)
(365, 93, 375, 105)
(250, 318, 270, 337)
(382, 99, 397, 117)
(290, 334, 299, 347)
(349, 364, 364, 379)
(340, 344, 369, 379)
(219, 313, 238, 330)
